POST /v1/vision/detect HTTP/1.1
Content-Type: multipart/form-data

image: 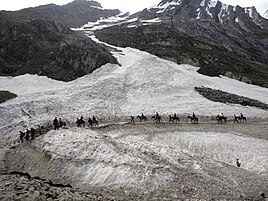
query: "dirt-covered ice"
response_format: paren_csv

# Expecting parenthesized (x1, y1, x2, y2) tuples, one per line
(4, 122, 268, 200)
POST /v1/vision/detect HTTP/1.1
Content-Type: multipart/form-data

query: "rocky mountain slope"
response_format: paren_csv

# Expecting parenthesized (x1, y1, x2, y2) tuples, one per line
(19, 0, 121, 28)
(0, 0, 120, 81)
(94, 0, 268, 87)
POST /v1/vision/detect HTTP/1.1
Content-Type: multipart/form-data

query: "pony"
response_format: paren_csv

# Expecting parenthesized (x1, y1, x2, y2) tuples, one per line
(88, 117, 98, 127)
(216, 115, 227, 123)
(187, 116, 198, 124)
(169, 115, 180, 123)
(137, 114, 147, 122)
(76, 117, 85, 127)
(151, 115, 162, 123)
(234, 115, 247, 123)
(234, 115, 240, 123)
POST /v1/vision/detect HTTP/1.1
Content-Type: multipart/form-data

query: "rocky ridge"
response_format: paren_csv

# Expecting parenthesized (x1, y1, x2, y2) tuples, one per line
(95, 0, 268, 87)
(0, 11, 118, 81)
(19, 0, 121, 28)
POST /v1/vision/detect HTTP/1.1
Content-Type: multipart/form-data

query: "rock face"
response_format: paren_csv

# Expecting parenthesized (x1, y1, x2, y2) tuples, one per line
(195, 87, 268, 110)
(0, 12, 118, 81)
(0, 91, 17, 104)
(95, 0, 268, 87)
(19, 0, 121, 28)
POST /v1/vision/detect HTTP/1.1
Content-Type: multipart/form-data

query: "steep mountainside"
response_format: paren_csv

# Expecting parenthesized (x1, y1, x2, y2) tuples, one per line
(19, 0, 121, 28)
(95, 0, 268, 87)
(0, 12, 117, 81)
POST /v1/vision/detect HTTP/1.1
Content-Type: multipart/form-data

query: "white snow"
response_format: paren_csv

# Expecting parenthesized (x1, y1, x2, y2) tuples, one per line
(235, 17, 239, 23)
(140, 18, 162, 23)
(1, 45, 268, 114)
(208, 0, 218, 8)
(1, 46, 267, 132)
(196, 8, 201, 19)
(33, 127, 268, 189)
(218, 4, 228, 23)
(0, 74, 66, 95)
(1, 13, 268, 192)
(200, 0, 206, 7)
(155, 0, 181, 13)
(71, 13, 131, 31)
(244, 7, 254, 18)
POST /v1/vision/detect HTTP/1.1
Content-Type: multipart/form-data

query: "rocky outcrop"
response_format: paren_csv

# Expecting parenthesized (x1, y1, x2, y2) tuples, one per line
(195, 87, 268, 110)
(0, 14, 118, 81)
(95, 21, 268, 87)
(19, 0, 121, 28)
(94, 0, 268, 87)
(0, 91, 17, 104)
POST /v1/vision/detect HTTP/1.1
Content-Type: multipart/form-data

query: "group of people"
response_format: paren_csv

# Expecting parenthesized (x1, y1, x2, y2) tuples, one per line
(76, 115, 98, 127)
(53, 117, 66, 130)
(19, 125, 46, 143)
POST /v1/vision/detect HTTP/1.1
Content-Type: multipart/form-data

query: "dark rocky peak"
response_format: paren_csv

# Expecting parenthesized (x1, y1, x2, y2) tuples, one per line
(65, 0, 102, 8)
(149, 0, 268, 31)
(19, 0, 121, 27)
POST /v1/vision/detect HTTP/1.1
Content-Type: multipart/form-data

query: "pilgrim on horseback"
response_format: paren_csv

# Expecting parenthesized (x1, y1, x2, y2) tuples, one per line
(187, 113, 198, 124)
(169, 113, 180, 123)
(76, 116, 85, 127)
(216, 113, 227, 123)
(137, 113, 147, 122)
(152, 112, 162, 123)
(234, 113, 247, 123)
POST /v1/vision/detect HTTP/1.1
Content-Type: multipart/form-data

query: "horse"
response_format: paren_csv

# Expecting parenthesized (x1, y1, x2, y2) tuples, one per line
(234, 115, 240, 123)
(88, 117, 98, 127)
(137, 115, 147, 122)
(151, 115, 162, 123)
(187, 116, 198, 124)
(169, 115, 180, 123)
(238, 116, 247, 123)
(76, 117, 85, 127)
(216, 115, 227, 123)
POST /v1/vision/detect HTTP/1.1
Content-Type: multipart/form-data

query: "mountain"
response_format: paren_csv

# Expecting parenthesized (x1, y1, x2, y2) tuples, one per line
(155, 0, 268, 31)
(95, 0, 268, 87)
(0, 0, 121, 81)
(19, 0, 121, 28)
(1, 43, 268, 200)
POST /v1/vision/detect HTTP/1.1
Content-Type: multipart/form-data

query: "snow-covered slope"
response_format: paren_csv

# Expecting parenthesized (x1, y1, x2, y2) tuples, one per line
(150, 0, 268, 30)
(0, 43, 267, 139)
(1, 15, 268, 199)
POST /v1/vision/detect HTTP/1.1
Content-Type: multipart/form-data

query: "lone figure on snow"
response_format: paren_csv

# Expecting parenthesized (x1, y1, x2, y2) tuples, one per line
(236, 158, 241, 167)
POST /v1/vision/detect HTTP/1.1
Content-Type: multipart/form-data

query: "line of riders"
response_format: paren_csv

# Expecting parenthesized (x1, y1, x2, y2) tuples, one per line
(216, 113, 247, 123)
(133, 112, 246, 124)
(19, 117, 67, 143)
(76, 116, 98, 127)
(18, 112, 246, 143)
(132, 112, 198, 124)
(19, 125, 47, 143)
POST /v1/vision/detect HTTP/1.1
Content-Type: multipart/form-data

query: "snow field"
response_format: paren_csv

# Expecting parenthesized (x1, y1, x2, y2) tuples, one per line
(33, 126, 267, 190)
(0, 45, 268, 146)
